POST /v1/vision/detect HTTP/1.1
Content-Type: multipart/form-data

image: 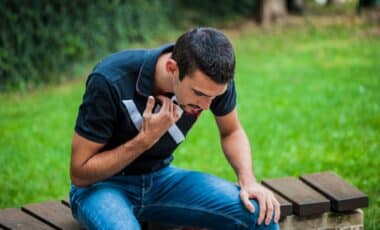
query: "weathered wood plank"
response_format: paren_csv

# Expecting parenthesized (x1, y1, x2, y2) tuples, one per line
(300, 171, 369, 211)
(22, 201, 82, 230)
(0, 208, 53, 229)
(262, 177, 330, 216)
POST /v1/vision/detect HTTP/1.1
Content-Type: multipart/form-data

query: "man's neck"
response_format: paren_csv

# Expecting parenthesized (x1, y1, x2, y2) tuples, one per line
(154, 52, 173, 95)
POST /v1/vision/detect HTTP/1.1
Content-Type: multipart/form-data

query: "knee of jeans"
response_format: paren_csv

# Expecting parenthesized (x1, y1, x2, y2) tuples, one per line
(234, 199, 260, 229)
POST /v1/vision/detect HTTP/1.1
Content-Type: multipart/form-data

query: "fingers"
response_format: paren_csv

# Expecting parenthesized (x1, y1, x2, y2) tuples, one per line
(241, 184, 280, 226)
(263, 192, 280, 225)
(156, 96, 170, 112)
(273, 196, 281, 223)
(156, 95, 181, 122)
(264, 194, 274, 225)
(169, 98, 174, 114)
(240, 189, 255, 213)
(143, 96, 155, 118)
(257, 192, 266, 225)
(172, 104, 181, 120)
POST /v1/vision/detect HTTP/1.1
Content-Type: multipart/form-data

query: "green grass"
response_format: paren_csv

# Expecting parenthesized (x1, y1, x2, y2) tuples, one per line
(1, 19, 379, 228)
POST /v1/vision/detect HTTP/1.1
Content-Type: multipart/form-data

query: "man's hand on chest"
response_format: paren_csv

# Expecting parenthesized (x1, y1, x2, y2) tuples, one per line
(137, 96, 181, 149)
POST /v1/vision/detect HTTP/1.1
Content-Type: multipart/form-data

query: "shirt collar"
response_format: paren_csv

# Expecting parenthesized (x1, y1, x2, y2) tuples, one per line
(136, 43, 174, 96)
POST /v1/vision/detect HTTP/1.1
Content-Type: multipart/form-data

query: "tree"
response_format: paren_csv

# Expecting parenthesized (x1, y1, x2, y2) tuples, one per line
(357, 0, 380, 22)
(256, 0, 287, 26)
(358, 0, 380, 13)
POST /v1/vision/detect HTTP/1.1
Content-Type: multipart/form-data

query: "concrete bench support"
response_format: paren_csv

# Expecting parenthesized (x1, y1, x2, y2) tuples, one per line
(280, 209, 363, 230)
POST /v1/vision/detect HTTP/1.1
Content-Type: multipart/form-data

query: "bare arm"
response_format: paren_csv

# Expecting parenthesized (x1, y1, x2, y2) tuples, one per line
(215, 110, 256, 183)
(215, 109, 280, 224)
(70, 132, 148, 187)
(70, 96, 180, 187)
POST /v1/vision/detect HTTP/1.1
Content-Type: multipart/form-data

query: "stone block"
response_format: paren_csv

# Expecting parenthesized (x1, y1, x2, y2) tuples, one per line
(279, 209, 363, 230)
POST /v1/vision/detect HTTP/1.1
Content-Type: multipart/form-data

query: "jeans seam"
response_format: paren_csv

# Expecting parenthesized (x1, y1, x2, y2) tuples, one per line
(141, 175, 146, 210)
(139, 204, 249, 229)
(145, 174, 154, 194)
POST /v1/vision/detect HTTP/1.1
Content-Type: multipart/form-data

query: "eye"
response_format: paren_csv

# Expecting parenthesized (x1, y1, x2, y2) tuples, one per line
(193, 90, 203, 96)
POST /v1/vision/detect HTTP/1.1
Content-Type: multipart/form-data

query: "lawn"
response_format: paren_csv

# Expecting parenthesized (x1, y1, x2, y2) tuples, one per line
(0, 17, 379, 228)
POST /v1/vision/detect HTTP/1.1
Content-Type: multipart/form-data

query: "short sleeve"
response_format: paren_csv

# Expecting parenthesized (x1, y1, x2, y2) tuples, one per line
(210, 80, 237, 116)
(75, 74, 117, 143)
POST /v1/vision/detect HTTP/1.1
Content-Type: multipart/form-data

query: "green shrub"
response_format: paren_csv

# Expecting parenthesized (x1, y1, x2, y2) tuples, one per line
(0, 0, 257, 91)
(0, 0, 175, 91)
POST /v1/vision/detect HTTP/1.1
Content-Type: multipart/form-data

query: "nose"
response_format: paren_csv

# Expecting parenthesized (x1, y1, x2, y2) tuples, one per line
(198, 97, 213, 110)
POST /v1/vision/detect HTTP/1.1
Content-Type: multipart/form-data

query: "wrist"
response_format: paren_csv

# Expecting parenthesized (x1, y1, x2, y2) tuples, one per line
(124, 132, 151, 153)
(238, 172, 257, 187)
(134, 131, 156, 151)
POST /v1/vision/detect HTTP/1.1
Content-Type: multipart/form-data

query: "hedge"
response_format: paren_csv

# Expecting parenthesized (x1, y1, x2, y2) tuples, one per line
(0, 0, 256, 91)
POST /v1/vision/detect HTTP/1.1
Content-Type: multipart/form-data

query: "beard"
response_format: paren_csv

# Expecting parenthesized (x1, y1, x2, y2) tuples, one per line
(179, 104, 202, 115)
(173, 94, 202, 115)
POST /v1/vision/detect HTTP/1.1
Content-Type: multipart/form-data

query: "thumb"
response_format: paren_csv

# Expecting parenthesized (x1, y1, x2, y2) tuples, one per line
(143, 96, 155, 118)
(240, 189, 255, 213)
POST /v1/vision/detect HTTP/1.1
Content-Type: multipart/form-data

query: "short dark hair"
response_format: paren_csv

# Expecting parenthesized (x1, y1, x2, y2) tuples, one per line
(172, 27, 235, 84)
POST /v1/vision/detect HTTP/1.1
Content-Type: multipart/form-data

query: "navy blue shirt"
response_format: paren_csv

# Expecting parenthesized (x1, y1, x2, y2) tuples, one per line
(75, 44, 237, 174)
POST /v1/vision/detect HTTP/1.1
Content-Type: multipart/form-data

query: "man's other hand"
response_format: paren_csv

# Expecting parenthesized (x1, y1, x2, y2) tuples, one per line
(239, 181, 280, 225)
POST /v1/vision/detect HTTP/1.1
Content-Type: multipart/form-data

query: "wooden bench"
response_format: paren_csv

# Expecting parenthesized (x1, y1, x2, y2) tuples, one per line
(0, 171, 368, 230)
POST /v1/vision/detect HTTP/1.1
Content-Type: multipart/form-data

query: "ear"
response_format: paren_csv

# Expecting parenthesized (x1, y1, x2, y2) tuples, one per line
(166, 58, 179, 78)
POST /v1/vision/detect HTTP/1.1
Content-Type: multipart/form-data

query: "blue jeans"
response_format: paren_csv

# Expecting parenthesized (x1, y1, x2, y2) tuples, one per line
(69, 166, 279, 230)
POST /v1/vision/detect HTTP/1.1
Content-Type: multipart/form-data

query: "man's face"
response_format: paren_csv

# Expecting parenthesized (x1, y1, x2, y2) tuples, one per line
(172, 69, 228, 115)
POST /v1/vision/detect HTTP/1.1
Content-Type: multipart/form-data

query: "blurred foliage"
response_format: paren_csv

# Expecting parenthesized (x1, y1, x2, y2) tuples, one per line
(0, 0, 257, 91)
(0, 0, 176, 91)
(176, 0, 256, 24)
(305, 0, 359, 15)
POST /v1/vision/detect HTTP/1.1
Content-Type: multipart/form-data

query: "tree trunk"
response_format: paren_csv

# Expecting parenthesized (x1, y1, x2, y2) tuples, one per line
(256, 0, 287, 26)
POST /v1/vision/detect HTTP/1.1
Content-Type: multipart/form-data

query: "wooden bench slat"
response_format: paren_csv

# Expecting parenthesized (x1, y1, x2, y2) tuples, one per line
(22, 201, 82, 230)
(300, 171, 369, 211)
(272, 191, 293, 217)
(262, 177, 330, 216)
(0, 208, 53, 229)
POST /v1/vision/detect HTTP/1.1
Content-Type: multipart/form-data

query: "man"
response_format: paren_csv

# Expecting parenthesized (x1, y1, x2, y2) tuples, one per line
(69, 27, 280, 229)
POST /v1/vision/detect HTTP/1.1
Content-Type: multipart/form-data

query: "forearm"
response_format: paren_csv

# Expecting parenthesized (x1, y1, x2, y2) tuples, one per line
(221, 128, 257, 185)
(71, 133, 149, 187)
(222, 128, 281, 223)
(71, 96, 180, 187)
